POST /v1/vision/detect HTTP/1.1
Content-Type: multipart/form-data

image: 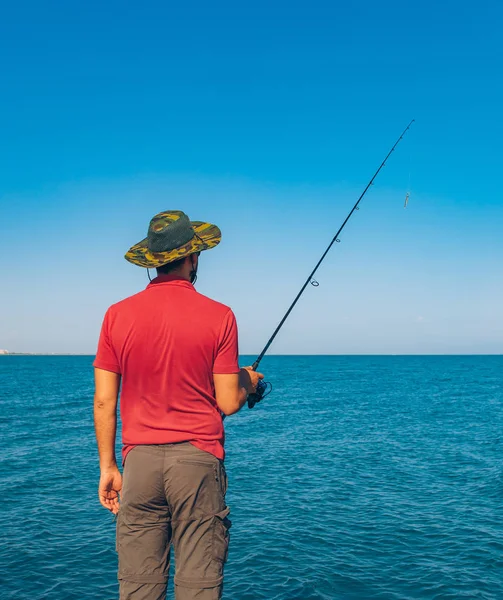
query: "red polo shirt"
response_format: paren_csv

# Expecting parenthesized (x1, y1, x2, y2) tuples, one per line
(93, 275, 240, 462)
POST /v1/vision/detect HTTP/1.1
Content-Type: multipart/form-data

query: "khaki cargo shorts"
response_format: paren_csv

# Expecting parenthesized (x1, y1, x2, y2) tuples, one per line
(117, 443, 231, 600)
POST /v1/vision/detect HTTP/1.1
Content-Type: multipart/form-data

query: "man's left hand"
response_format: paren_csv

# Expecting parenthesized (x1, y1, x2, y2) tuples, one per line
(98, 467, 122, 515)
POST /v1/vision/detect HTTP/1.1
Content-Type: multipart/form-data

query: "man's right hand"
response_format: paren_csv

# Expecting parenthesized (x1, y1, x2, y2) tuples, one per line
(239, 367, 264, 395)
(213, 368, 265, 416)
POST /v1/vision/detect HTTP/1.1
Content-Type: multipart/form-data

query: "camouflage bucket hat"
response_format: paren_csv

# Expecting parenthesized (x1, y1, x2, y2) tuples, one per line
(125, 210, 222, 268)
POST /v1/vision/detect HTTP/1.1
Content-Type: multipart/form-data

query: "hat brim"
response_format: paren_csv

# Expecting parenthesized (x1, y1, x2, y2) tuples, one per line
(125, 221, 221, 268)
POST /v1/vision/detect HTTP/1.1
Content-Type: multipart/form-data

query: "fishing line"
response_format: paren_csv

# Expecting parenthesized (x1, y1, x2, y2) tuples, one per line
(405, 145, 412, 208)
(247, 119, 415, 409)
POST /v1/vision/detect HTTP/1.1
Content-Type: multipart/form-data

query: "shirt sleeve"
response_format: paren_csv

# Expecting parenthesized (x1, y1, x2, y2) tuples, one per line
(93, 308, 121, 374)
(213, 309, 240, 374)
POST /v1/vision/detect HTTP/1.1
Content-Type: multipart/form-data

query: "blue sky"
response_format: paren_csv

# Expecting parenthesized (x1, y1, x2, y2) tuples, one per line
(1, 1, 502, 354)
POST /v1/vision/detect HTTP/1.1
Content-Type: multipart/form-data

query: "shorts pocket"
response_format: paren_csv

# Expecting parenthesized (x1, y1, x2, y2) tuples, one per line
(115, 510, 121, 552)
(212, 507, 231, 564)
(176, 459, 216, 468)
(219, 462, 228, 497)
(177, 458, 228, 500)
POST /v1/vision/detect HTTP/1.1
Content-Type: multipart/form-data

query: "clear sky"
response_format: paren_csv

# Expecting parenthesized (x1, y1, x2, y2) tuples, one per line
(1, 1, 502, 355)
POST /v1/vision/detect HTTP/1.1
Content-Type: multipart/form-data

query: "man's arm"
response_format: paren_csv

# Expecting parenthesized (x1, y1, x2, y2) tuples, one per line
(94, 367, 122, 514)
(214, 367, 264, 416)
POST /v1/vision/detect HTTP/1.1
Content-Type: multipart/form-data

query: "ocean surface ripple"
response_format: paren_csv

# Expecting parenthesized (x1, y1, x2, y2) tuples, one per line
(0, 355, 502, 599)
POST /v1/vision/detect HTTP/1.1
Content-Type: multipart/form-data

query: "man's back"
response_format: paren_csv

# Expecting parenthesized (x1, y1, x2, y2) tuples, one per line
(94, 274, 239, 462)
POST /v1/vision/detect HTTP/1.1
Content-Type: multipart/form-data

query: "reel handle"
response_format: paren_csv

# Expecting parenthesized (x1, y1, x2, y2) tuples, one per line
(247, 378, 267, 409)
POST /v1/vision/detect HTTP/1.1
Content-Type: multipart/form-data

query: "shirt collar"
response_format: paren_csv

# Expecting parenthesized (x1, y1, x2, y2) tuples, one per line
(147, 274, 195, 290)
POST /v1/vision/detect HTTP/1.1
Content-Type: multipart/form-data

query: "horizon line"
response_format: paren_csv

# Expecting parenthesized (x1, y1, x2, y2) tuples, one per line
(1, 353, 502, 357)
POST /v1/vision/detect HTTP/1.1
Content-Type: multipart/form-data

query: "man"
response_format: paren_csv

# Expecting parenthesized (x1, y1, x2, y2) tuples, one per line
(93, 210, 264, 600)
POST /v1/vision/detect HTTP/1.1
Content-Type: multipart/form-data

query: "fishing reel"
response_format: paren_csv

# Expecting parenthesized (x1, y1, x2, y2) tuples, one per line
(248, 379, 272, 409)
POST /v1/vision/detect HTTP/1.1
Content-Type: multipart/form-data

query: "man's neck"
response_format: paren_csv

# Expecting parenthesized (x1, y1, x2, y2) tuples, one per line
(155, 271, 191, 282)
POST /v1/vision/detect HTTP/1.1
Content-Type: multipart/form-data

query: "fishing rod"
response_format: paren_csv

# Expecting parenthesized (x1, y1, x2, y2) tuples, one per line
(247, 119, 415, 408)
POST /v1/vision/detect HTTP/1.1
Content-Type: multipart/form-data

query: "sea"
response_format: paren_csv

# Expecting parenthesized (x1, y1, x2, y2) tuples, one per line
(0, 355, 502, 600)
